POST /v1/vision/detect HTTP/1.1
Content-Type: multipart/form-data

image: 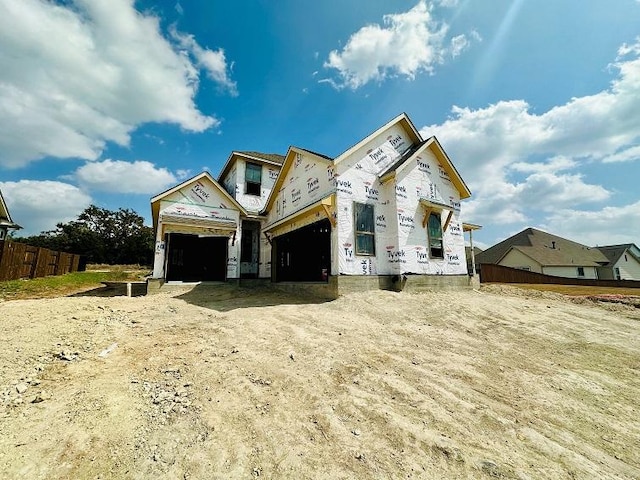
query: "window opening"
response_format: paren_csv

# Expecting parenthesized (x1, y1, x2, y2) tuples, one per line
(354, 202, 375, 255)
(427, 213, 443, 258)
(245, 163, 262, 196)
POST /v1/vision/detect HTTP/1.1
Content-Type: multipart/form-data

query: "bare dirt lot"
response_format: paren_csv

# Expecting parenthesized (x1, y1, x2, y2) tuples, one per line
(1, 284, 639, 479)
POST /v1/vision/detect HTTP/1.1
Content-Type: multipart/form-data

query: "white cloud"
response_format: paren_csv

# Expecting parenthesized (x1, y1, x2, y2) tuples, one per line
(543, 201, 640, 247)
(0, 180, 92, 235)
(602, 145, 640, 163)
(75, 159, 177, 194)
(420, 37, 640, 240)
(0, 0, 235, 167)
(322, 1, 476, 89)
(171, 27, 238, 96)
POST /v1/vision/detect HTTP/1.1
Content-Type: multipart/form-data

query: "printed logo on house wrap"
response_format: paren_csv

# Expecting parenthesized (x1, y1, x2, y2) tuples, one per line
(190, 182, 210, 202)
(397, 210, 414, 228)
(342, 243, 354, 262)
(367, 146, 390, 166)
(415, 246, 429, 265)
(307, 177, 320, 195)
(227, 256, 238, 266)
(289, 175, 298, 184)
(449, 197, 461, 211)
(291, 188, 302, 204)
(304, 162, 316, 172)
(364, 182, 379, 200)
(386, 247, 407, 264)
(438, 164, 451, 182)
(395, 185, 407, 199)
(360, 259, 372, 275)
(294, 153, 303, 169)
(375, 214, 387, 229)
(387, 134, 406, 152)
(327, 166, 336, 183)
(268, 169, 279, 180)
(449, 223, 462, 236)
(336, 177, 353, 195)
(416, 156, 431, 173)
(446, 252, 461, 265)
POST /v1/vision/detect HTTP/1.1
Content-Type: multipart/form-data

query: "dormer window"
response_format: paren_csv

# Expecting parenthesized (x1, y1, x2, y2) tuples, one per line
(245, 162, 262, 196)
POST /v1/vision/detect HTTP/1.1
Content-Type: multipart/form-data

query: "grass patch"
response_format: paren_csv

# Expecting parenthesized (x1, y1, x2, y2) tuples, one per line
(0, 268, 150, 301)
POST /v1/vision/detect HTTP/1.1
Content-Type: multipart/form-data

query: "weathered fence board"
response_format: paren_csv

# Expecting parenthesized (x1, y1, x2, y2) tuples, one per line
(480, 263, 640, 288)
(0, 240, 83, 282)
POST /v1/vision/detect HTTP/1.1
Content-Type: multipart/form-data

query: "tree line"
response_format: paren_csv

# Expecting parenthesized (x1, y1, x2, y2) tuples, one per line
(12, 205, 154, 266)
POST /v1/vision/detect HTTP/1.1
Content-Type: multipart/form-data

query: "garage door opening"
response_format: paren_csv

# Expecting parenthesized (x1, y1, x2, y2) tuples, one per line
(165, 233, 228, 282)
(274, 218, 331, 282)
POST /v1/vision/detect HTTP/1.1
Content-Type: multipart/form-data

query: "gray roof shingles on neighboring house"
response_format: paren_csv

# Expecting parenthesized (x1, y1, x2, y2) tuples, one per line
(596, 244, 640, 266)
(476, 227, 610, 267)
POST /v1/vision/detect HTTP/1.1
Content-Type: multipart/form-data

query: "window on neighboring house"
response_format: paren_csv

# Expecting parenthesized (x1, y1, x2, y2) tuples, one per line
(427, 212, 443, 258)
(245, 162, 262, 196)
(615, 267, 621, 280)
(354, 202, 375, 255)
(577, 267, 585, 277)
(517, 266, 531, 271)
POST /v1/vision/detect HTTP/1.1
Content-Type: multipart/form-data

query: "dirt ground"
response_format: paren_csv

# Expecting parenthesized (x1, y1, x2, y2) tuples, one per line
(0, 284, 638, 479)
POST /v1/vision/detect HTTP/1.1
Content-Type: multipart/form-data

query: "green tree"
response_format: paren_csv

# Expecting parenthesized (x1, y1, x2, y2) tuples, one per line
(14, 205, 154, 265)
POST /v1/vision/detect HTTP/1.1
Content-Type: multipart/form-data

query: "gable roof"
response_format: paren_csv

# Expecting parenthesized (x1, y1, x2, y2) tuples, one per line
(0, 189, 22, 230)
(218, 151, 286, 183)
(150, 171, 247, 231)
(596, 243, 640, 266)
(379, 136, 472, 200)
(262, 146, 334, 214)
(476, 227, 610, 267)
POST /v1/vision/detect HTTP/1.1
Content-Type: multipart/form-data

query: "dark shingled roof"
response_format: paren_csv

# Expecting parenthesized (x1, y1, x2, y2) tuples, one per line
(596, 244, 640, 266)
(476, 227, 610, 267)
(237, 151, 286, 165)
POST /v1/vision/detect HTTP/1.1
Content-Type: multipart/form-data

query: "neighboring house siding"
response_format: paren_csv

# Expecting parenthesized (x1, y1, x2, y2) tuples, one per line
(500, 249, 542, 273)
(614, 254, 640, 280)
(542, 266, 598, 279)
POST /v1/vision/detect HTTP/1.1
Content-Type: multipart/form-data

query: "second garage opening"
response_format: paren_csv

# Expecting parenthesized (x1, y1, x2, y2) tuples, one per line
(273, 219, 331, 282)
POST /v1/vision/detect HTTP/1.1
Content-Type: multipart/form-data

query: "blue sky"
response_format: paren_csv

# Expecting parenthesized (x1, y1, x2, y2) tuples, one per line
(1, 0, 640, 249)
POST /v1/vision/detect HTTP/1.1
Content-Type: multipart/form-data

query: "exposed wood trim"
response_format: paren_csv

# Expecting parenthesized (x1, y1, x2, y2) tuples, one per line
(443, 210, 454, 232)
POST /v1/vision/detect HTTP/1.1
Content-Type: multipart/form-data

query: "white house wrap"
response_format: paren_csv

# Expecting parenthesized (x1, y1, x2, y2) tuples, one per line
(151, 113, 476, 293)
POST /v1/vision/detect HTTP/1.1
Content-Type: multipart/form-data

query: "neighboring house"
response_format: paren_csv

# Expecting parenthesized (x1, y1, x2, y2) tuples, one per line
(0, 189, 21, 240)
(150, 113, 477, 294)
(476, 228, 610, 279)
(596, 244, 640, 280)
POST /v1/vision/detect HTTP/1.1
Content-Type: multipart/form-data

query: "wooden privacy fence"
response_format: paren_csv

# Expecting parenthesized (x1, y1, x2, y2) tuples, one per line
(480, 263, 640, 289)
(0, 240, 83, 282)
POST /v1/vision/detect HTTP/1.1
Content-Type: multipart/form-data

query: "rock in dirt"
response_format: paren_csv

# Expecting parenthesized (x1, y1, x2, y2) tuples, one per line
(15, 383, 28, 394)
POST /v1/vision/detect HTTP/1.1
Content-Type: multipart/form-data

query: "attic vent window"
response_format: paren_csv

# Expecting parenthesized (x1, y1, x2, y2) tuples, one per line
(577, 267, 585, 277)
(245, 162, 262, 196)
